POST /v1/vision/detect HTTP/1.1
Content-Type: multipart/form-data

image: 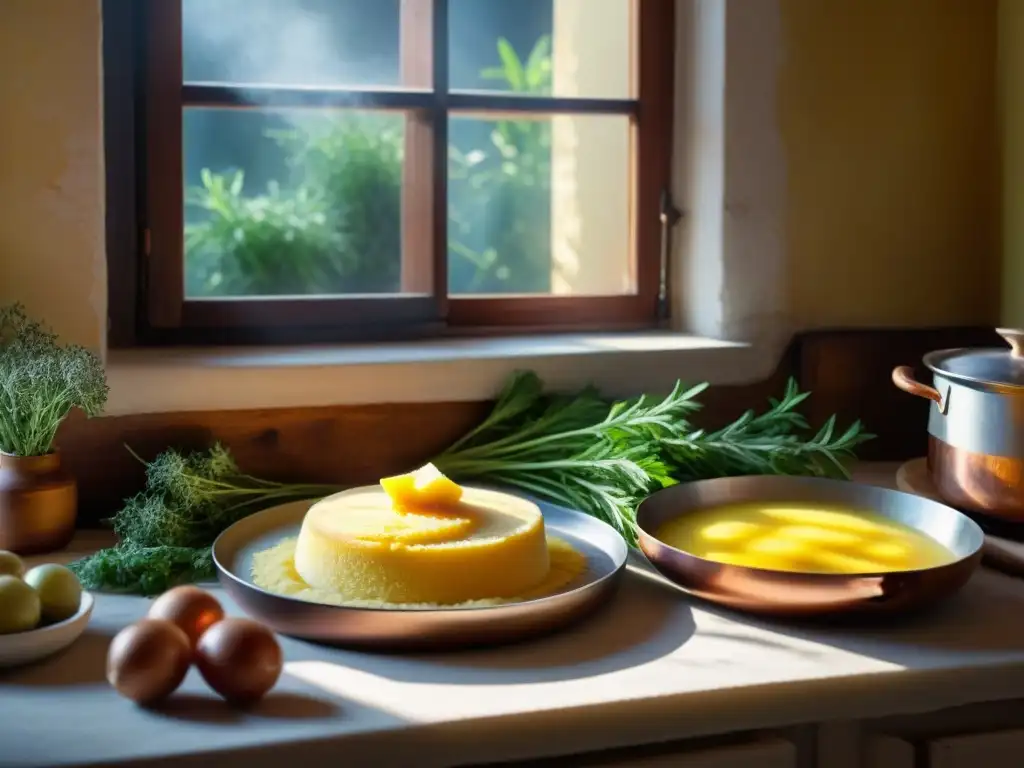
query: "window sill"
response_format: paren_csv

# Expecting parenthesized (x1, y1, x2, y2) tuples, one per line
(104, 332, 778, 416)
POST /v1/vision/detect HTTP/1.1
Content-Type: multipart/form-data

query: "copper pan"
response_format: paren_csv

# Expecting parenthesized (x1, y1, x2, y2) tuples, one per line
(636, 476, 983, 618)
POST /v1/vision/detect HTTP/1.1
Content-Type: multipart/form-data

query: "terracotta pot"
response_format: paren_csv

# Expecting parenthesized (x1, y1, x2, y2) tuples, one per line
(0, 452, 77, 555)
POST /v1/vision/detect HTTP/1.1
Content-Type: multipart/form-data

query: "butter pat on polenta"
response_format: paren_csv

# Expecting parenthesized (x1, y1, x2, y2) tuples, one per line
(380, 463, 464, 510)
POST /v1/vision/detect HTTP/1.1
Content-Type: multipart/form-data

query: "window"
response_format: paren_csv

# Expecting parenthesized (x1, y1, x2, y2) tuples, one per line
(106, 0, 676, 345)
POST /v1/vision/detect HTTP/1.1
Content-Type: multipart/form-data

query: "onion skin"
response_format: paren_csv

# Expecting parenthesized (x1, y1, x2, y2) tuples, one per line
(107, 619, 192, 705)
(147, 586, 225, 650)
(195, 618, 283, 706)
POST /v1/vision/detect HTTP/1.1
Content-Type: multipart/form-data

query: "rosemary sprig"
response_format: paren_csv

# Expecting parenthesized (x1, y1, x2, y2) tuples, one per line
(435, 373, 873, 543)
(665, 379, 873, 481)
(436, 374, 708, 542)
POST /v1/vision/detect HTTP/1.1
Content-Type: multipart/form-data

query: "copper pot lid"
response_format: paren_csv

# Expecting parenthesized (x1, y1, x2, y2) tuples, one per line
(923, 328, 1024, 390)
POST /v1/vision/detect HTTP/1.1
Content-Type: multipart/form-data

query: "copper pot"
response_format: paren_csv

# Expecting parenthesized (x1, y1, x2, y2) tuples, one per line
(0, 452, 77, 554)
(893, 328, 1024, 521)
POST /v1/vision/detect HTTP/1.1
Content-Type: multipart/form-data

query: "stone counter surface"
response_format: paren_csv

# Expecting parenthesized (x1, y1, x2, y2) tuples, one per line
(2, 465, 1024, 768)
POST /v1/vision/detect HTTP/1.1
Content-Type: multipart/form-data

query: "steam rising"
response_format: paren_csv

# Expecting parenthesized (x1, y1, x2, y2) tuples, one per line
(182, 0, 401, 89)
(179, 0, 560, 300)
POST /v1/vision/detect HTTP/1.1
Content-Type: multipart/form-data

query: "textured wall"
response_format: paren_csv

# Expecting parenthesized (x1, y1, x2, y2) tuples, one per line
(0, 0, 107, 352)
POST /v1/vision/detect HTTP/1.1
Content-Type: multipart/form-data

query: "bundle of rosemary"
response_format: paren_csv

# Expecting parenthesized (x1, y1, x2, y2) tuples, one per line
(71, 371, 871, 594)
(434, 372, 872, 543)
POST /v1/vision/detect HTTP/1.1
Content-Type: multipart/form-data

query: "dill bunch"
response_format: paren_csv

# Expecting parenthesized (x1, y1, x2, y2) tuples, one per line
(0, 304, 108, 456)
(112, 443, 339, 547)
(435, 371, 873, 544)
(69, 544, 215, 597)
(69, 443, 341, 595)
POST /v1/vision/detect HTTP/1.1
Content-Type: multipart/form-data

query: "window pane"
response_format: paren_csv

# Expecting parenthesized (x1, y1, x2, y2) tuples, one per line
(448, 114, 632, 296)
(183, 108, 407, 298)
(182, 0, 402, 88)
(449, 0, 632, 99)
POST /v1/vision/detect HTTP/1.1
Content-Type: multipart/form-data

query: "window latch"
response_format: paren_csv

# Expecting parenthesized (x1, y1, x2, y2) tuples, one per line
(658, 189, 683, 322)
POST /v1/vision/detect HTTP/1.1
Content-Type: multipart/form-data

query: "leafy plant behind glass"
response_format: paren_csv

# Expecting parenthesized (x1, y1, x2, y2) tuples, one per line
(448, 36, 554, 294)
(271, 113, 404, 293)
(185, 169, 345, 296)
(185, 117, 403, 297)
(184, 36, 556, 298)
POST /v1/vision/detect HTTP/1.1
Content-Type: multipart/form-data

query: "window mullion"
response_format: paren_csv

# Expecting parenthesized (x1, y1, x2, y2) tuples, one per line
(145, 0, 185, 328)
(432, 0, 450, 311)
(398, 0, 448, 314)
(399, 0, 435, 296)
(181, 84, 434, 111)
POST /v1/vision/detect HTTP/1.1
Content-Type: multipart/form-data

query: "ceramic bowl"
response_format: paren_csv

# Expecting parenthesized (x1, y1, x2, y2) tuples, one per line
(0, 591, 94, 668)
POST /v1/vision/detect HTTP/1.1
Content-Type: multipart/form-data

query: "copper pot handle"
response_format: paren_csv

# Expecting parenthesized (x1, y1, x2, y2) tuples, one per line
(892, 366, 944, 406)
(996, 328, 1024, 358)
(982, 538, 1024, 579)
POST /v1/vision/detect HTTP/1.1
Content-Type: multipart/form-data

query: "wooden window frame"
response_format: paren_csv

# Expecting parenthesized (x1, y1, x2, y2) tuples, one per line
(105, 0, 676, 347)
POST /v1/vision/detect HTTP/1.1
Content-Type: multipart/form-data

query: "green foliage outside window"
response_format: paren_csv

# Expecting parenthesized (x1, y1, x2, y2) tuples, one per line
(185, 37, 554, 297)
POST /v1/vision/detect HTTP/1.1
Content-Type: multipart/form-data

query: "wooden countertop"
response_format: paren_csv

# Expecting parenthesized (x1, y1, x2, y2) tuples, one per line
(3, 464, 1024, 768)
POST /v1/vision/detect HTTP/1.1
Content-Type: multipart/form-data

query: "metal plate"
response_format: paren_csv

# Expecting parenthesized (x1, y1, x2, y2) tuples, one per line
(212, 493, 628, 651)
(636, 476, 985, 619)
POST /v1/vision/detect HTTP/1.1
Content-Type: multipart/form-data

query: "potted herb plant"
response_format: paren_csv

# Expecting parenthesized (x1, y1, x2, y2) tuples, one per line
(0, 304, 108, 554)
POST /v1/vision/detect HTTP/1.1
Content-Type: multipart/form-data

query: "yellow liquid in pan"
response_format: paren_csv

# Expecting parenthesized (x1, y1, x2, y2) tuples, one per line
(655, 502, 958, 574)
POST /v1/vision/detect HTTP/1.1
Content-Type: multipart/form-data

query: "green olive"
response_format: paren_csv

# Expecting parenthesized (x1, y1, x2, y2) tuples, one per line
(23, 564, 82, 623)
(0, 550, 24, 579)
(0, 575, 41, 634)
